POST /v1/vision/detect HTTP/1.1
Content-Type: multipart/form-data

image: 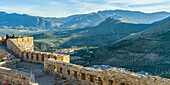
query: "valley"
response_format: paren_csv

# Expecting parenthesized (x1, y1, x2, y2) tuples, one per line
(0, 10, 170, 79)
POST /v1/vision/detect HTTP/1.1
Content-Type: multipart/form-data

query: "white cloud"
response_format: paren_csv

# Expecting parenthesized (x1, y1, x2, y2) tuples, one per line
(69, 0, 170, 14)
(105, 0, 170, 5)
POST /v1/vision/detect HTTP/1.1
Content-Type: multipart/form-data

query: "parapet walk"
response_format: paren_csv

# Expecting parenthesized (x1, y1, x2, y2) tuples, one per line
(45, 58, 170, 85)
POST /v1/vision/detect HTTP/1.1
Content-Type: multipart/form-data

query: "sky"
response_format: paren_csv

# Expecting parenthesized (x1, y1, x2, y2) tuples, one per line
(0, 0, 170, 18)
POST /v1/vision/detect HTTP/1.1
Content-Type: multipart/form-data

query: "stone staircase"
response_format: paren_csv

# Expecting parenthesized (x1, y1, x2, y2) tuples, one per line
(0, 46, 18, 58)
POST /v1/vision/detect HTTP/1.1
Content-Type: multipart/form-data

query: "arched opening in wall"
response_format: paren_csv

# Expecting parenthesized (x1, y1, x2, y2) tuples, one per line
(42, 56, 44, 62)
(60, 67, 62, 73)
(98, 77, 103, 85)
(74, 71, 77, 78)
(48, 55, 50, 58)
(21, 52, 24, 58)
(109, 80, 114, 85)
(26, 52, 29, 59)
(3, 83, 12, 85)
(81, 73, 85, 80)
(17, 83, 22, 85)
(120, 82, 126, 85)
(36, 54, 39, 61)
(2, 42, 4, 45)
(54, 65, 57, 72)
(54, 56, 57, 60)
(67, 69, 70, 75)
(90, 75, 94, 82)
(31, 53, 33, 60)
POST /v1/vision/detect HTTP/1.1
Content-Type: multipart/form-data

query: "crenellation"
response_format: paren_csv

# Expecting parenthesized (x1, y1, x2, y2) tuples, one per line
(44, 58, 170, 85)
(0, 36, 6, 40)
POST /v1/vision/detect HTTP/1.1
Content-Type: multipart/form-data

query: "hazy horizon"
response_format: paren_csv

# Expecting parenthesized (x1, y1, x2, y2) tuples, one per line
(0, 9, 170, 18)
(0, 0, 170, 17)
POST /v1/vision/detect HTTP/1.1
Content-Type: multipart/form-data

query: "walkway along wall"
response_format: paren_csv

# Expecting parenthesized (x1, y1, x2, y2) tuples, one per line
(6, 37, 70, 63)
(45, 58, 170, 85)
(21, 51, 70, 63)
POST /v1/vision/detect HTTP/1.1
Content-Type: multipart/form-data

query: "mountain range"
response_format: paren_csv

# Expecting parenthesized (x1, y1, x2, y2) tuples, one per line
(0, 10, 170, 31)
(33, 16, 154, 50)
(0, 9, 170, 78)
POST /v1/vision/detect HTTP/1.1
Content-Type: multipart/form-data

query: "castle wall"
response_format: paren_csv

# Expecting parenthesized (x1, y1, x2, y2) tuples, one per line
(45, 58, 170, 85)
(0, 48, 14, 62)
(7, 37, 34, 57)
(6, 37, 70, 63)
(21, 51, 70, 63)
(0, 67, 30, 85)
(7, 38, 22, 57)
(0, 36, 6, 41)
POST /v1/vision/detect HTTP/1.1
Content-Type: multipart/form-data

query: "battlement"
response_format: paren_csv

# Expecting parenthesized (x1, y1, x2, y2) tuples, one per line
(7, 36, 34, 52)
(45, 58, 170, 85)
(0, 36, 6, 41)
(21, 51, 70, 63)
(5, 36, 70, 63)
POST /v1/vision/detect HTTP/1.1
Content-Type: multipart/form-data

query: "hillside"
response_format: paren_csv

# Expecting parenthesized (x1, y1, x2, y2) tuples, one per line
(0, 10, 169, 31)
(54, 10, 170, 28)
(0, 12, 60, 31)
(89, 17, 170, 78)
(33, 17, 152, 50)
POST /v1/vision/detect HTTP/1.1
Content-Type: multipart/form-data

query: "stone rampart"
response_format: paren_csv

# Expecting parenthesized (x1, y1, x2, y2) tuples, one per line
(21, 51, 70, 63)
(0, 36, 6, 41)
(45, 58, 170, 85)
(7, 37, 34, 52)
(6, 36, 70, 63)
(0, 66, 30, 85)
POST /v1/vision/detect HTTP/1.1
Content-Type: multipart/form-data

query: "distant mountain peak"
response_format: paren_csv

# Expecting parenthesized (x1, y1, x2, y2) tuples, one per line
(103, 16, 122, 24)
(0, 11, 7, 14)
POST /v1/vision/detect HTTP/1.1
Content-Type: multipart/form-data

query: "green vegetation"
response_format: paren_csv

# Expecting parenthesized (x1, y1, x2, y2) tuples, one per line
(33, 17, 151, 51)
(160, 72, 170, 78)
(70, 18, 170, 78)
(108, 40, 133, 50)
(161, 31, 170, 40)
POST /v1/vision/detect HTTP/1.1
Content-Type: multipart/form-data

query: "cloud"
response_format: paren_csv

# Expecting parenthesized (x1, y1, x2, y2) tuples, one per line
(105, 0, 170, 5)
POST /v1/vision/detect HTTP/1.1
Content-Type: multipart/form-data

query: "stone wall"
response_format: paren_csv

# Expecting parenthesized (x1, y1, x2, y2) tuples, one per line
(0, 66, 30, 85)
(21, 51, 70, 63)
(7, 37, 34, 52)
(45, 58, 170, 85)
(6, 36, 70, 63)
(7, 38, 22, 57)
(0, 36, 6, 40)
(0, 48, 14, 61)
